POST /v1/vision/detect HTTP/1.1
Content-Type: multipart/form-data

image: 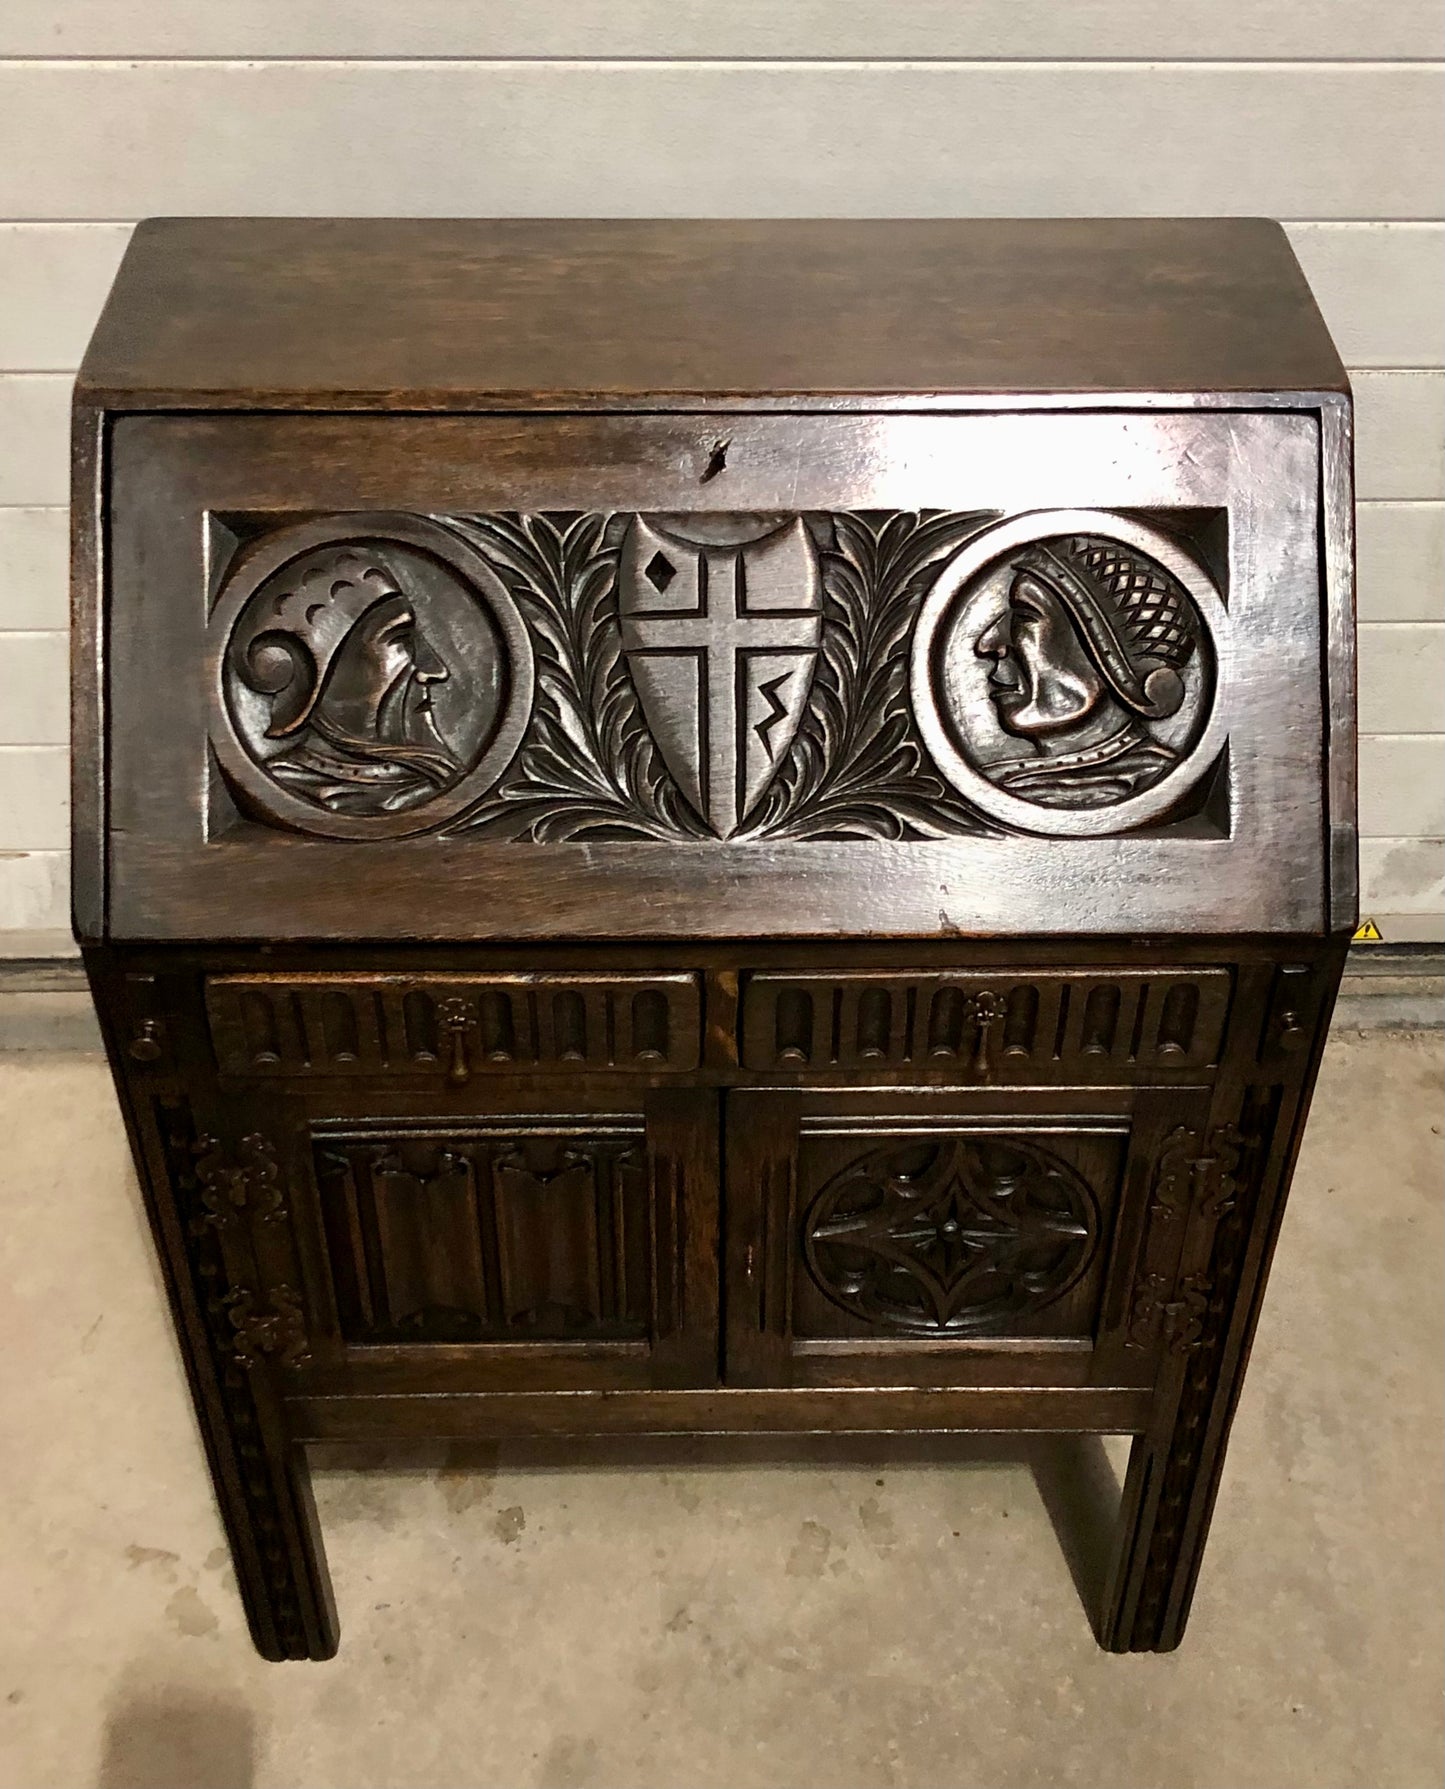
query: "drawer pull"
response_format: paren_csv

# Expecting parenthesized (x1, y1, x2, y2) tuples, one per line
(437, 998, 477, 1088)
(971, 993, 999, 1081)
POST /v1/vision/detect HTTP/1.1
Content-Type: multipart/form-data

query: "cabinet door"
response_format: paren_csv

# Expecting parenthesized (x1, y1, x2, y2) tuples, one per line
(248, 1084, 720, 1393)
(723, 1085, 1210, 1390)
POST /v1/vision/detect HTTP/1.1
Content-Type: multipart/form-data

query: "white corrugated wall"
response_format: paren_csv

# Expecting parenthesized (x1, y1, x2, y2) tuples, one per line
(0, 4, 1440, 946)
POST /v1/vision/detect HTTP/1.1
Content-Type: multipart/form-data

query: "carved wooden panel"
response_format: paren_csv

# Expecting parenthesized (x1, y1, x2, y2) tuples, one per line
(206, 507, 1229, 846)
(206, 972, 702, 1080)
(739, 968, 1231, 1079)
(802, 1132, 1102, 1337)
(788, 1119, 1125, 1346)
(313, 1124, 656, 1346)
(153, 1096, 321, 1654)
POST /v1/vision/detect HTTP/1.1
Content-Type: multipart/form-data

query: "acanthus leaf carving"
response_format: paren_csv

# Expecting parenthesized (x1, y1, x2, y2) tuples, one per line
(1127, 1270, 1212, 1354)
(193, 1131, 288, 1230)
(443, 513, 710, 841)
(744, 510, 997, 840)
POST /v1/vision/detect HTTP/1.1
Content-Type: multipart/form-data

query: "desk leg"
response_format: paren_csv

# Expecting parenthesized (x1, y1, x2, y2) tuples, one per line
(1099, 1123, 1270, 1652)
(121, 1076, 339, 1660)
(1100, 1040, 1328, 1651)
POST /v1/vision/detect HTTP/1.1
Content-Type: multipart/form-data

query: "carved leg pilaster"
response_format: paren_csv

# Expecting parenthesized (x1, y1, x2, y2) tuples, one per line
(1101, 1036, 1329, 1651)
(92, 952, 338, 1662)
(148, 1092, 338, 1660)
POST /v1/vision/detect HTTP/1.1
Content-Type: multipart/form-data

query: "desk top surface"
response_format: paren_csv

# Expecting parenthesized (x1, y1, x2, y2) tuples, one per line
(78, 216, 1346, 411)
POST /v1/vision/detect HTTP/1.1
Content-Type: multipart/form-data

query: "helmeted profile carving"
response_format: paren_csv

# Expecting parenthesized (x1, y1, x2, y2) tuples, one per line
(210, 515, 533, 840)
(912, 511, 1229, 837)
(231, 546, 463, 814)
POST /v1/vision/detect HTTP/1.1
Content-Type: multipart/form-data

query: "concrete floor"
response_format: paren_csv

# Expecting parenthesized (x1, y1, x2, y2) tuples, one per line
(0, 1032, 1440, 1789)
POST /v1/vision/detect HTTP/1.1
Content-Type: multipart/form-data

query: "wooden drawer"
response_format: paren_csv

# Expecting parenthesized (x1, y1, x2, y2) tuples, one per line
(206, 971, 702, 1081)
(739, 967, 1232, 1081)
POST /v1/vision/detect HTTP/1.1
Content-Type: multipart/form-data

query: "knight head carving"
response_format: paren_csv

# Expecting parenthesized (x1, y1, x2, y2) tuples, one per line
(235, 548, 446, 738)
(963, 534, 1207, 811)
(230, 545, 461, 811)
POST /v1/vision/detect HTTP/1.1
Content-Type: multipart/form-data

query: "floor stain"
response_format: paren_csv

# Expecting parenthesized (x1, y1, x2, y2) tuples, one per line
(438, 1470, 496, 1514)
(785, 1519, 834, 1577)
(124, 1544, 179, 1577)
(492, 1504, 527, 1545)
(164, 1585, 219, 1638)
(858, 1494, 898, 1552)
(671, 1477, 702, 1514)
(437, 1441, 499, 1513)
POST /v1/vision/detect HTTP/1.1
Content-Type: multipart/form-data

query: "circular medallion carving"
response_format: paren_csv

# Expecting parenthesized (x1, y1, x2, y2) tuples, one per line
(209, 514, 533, 839)
(803, 1134, 1099, 1336)
(911, 512, 1229, 836)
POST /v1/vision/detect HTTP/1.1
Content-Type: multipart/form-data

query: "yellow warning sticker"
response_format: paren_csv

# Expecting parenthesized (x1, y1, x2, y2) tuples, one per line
(1352, 918, 1384, 942)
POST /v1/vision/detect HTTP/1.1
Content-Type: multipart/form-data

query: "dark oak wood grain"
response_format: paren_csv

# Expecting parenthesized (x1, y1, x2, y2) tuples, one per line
(77, 217, 1346, 410)
(74, 218, 1354, 1661)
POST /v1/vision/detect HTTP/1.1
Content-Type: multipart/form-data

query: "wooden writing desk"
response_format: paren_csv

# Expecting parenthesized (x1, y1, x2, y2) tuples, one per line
(73, 218, 1354, 1657)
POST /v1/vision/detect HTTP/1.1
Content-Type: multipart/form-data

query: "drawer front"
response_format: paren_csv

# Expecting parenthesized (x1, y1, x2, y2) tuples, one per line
(206, 971, 702, 1079)
(740, 967, 1232, 1081)
(96, 407, 1332, 941)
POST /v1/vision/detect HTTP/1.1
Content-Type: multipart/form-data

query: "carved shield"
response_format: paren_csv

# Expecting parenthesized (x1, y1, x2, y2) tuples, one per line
(618, 515, 822, 837)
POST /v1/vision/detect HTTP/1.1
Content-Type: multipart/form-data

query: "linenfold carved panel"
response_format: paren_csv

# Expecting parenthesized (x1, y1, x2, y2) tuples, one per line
(208, 509, 1228, 843)
(314, 1128, 653, 1346)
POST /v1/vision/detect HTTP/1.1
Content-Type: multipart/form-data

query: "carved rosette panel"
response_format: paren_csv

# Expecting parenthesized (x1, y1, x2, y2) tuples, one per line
(208, 508, 1228, 843)
(801, 1135, 1099, 1336)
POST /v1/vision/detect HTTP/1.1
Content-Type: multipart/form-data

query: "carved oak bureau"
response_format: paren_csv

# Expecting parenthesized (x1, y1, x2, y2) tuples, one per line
(72, 218, 1356, 1659)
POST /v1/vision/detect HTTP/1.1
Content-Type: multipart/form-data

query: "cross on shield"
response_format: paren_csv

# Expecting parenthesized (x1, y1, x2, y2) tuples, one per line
(618, 516, 822, 837)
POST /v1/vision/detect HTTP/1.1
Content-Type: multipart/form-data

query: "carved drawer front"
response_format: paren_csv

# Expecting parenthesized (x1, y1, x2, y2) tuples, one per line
(739, 968, 1231, 1080)
(206, 972, 701, 1081)
(724, 1085, 1212, 1389)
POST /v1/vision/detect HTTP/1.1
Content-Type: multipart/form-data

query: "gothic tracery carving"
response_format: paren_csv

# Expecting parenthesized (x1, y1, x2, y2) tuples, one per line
(801, 1134, 1099, 1336)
